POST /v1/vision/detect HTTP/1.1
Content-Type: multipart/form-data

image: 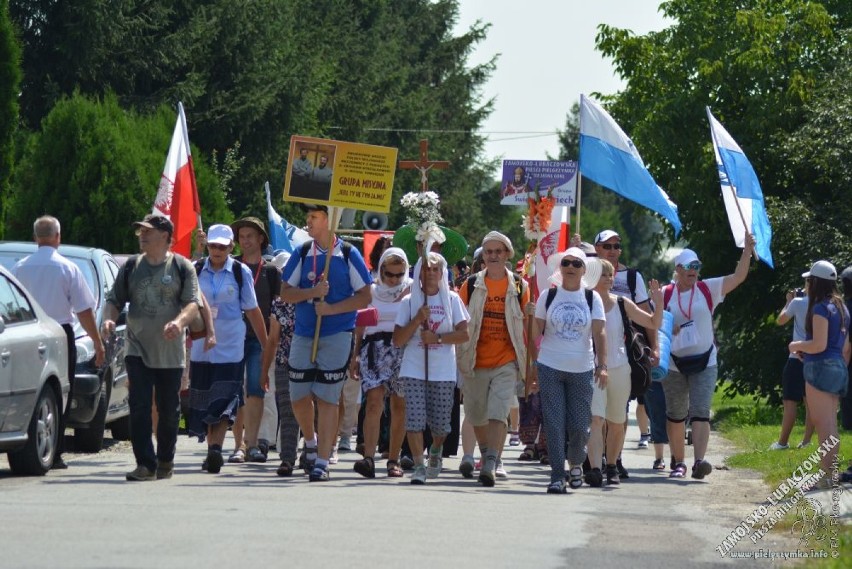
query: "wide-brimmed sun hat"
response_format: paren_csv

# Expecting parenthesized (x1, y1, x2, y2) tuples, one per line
(392, 225, 469, 266)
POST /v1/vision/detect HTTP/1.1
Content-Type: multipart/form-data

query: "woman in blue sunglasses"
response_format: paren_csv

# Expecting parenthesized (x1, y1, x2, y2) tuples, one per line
(660, 232, 756, 480)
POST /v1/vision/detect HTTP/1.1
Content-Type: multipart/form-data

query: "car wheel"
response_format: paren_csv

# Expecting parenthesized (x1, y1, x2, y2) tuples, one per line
(109, 414, 131, 441)
(8, 386, 60, 475)
(74, 378, 108, 453)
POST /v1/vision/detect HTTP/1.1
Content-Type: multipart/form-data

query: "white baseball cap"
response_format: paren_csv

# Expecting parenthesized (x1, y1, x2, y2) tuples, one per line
(674, 249, 700, 266)
(802, 260, 837, 280)
(207, 224, 234, 246)
(594, 230, 620, 244)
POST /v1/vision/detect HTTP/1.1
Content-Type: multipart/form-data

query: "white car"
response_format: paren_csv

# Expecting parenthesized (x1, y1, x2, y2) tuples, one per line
(0, 265, 69, 475)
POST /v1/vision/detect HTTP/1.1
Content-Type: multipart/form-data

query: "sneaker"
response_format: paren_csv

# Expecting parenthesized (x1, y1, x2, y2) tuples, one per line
(796, 440, 811, 449)
(205, 449, 224, 474)
(652, 458, 666, 470)
(508, 431, 521, 447)
(338, 436, 352, 452)
(585, 467, 603, 487)
(247, 446, 267, 463)
(605, 464, 620, 485)
(126, 465, 156, 481)
(459, 455, 475, 479)
(410, 464, 427, 485)
(478, 461, 496, 487)
(329, 447, 339, 465)
(616, 458, 629, 479)
(52, 456, 69, 470)
(309, 464, 330, 482)
(400, 455, 415, 471)
(155, 461, 174, 480)
(547, 479, 567, 494)
(768, 442, 789, 451)
(692, 459, 713, 480)
(426, 454, 443, 479)
(228, 449, 246, 464)
(638, 434, 651, 449)
(495, 459, 509, 479)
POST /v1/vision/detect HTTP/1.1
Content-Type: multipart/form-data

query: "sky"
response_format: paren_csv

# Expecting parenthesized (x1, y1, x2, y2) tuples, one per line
(453, 0, 670, 167)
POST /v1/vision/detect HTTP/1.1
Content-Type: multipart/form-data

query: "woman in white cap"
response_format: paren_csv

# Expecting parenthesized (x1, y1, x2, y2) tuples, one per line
(350, 247, 412, 478)
(660, 233, 755, 480)
(788, 260, 849, 489)
(187, 224, 268, 473)
(528, 247, 607, 494)
(586, 258, 663, 486)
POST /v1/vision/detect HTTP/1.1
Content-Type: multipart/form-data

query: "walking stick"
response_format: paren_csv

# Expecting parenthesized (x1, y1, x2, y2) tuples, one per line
(311, 206, 341, 363)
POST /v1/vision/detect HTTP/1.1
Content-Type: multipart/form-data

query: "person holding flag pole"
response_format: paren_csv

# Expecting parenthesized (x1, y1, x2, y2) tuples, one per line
(279, 204, 372, 482)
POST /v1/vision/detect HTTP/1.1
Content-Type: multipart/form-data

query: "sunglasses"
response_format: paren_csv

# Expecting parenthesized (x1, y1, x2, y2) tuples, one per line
(599, 243, 622, 250)
(383, 270, 406, 279)
(561, 259, 584, 268)
(681, 261, 702, 271)
(207, 243, 229, 251)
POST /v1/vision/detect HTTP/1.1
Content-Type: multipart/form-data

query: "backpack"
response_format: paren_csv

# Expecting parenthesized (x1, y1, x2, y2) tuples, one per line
(617, 297, 652, 398)
(662, 281, 713, 314)
(464, 272, 525, 301)
(123, 254, 244, 296)
(626, 268, 638, 303)
(298, 239, 352, 268)
(542, 287, 594, 332)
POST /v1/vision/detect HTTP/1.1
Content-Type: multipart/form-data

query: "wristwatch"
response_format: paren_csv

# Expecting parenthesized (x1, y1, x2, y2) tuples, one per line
(437, 335, 443, 345)
(596, 364, 607, 371)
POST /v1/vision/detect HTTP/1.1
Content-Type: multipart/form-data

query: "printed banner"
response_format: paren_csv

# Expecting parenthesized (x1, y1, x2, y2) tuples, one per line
(500, 160, 578, 206)
(284, 135, 398, 213)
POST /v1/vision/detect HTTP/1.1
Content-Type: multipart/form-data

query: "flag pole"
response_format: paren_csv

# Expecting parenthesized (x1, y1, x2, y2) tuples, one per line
(575, 172, 583, 237)
(706, 107, 757, 262)
(311, 205, 341, 363)
(178, 101, 203, 232)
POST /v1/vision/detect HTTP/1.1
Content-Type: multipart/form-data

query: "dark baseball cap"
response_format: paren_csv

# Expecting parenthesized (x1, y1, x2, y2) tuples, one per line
(132, 214, 173, 236)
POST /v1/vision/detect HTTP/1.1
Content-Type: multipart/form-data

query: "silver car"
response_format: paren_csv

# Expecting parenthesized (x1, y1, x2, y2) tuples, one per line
(0, 265, 69, 475)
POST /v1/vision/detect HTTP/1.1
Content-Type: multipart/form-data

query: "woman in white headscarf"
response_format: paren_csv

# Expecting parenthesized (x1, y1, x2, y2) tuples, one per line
(393, 252, 470, 485)
(349, 247, 412, 478)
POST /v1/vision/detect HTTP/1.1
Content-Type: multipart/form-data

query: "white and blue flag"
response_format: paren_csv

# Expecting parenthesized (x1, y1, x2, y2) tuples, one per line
(265, 181, 310, 253)
(579, 94, 682, 236)
(706, 108, 773, 268)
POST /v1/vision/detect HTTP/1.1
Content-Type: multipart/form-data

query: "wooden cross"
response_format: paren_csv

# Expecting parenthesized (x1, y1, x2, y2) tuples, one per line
(398, 139, 450, 192)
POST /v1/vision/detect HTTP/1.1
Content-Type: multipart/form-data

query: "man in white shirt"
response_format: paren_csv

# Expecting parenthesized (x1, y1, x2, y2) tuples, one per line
(13, 215, 105, 469)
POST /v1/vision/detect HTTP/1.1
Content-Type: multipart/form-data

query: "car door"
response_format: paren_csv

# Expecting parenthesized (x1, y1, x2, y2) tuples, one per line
(0, 274, 41, 433)
(102, 256, 129, 415)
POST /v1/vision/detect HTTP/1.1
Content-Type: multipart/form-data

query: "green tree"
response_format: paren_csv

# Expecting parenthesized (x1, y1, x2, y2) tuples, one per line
(7, 93, 230, 252)
(0, 0, 21, 239)
(594, 0, 852, 399)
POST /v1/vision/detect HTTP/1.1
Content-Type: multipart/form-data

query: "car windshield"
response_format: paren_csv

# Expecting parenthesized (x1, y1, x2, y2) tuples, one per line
(0, 251, 100, 307)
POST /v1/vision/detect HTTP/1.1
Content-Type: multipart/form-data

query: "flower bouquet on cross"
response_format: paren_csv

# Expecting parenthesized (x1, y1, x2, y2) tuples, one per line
(519, 183, 556, 283)
(400, 191, 446, 257)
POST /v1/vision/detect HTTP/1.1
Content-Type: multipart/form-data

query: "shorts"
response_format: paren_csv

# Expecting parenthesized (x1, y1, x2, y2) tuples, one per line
(590, 363, 631, 423)
(400, 377, 455, 436)
(804, 358, 849, 397)
(661, 365, 717, 421)
(781, 357, 805, 402)
(288, 332, 353, 405)
(462, 362, 519, 427)
(242, 336, 264, 398)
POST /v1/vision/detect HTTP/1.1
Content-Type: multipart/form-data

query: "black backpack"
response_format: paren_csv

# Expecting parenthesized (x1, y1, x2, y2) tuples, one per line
(123, 255, 244, 296)
(617, 297, 652, 398)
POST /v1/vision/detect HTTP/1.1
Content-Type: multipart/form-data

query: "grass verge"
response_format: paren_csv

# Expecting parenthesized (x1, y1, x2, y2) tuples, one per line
(712, 385, 850, 566)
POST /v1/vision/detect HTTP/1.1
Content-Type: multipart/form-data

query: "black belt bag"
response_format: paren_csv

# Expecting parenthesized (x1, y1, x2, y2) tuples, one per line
(671, 346, 714, 376)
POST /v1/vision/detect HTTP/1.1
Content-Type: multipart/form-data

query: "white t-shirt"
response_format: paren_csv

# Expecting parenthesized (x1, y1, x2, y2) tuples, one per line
(604, 301, 629, 369)
(613, 267, 649, 304)
(535, 287, 605, 373)
(785, 297, 808, 359)
(396, 292, 470, 382)
(664, 277, 725, 370)
(365, 287, 405, 335)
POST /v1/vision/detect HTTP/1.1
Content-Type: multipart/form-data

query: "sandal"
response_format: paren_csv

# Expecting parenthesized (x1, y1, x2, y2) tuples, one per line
(652, 458, 666, 470)
(387, 460, 404, 478)
(354, 456, 376, 479)
(669, 462, 688, 478)
(518, 446, 536, 461)
(547, 480, 567, 494)
(276, 460, 294, 477)
(568, 466, 584, 489)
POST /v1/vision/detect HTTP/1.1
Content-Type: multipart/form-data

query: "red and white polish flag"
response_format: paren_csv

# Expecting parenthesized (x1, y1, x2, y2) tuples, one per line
(153, 102, 200, 257)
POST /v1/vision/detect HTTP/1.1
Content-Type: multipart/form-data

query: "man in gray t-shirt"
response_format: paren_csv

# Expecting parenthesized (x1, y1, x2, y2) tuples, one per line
(103, 214, 201, 481)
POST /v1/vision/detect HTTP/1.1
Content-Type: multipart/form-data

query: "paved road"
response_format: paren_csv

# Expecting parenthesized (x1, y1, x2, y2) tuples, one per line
(0, 406, 815, 568)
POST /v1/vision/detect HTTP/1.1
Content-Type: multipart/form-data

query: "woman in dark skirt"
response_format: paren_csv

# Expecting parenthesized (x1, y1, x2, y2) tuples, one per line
(188, 224, 269, 473)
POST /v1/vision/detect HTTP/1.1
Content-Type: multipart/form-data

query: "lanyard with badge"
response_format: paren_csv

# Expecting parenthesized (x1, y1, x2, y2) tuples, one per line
(671, 285, 699, 351)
